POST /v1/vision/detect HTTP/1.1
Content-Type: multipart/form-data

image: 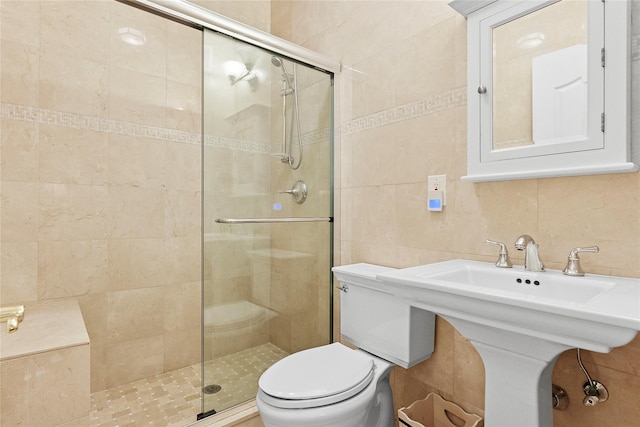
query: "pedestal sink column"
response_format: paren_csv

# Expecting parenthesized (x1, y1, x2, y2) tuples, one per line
(472, 341, 560, 427)
(450, 317, 570, 427)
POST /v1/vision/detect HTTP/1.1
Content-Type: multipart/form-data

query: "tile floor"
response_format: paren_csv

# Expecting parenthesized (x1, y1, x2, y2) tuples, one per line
(90, 343, 288, 427)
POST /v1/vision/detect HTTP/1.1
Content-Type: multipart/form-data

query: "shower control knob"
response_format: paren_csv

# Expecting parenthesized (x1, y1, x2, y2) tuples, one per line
(279, 180, 307, 204)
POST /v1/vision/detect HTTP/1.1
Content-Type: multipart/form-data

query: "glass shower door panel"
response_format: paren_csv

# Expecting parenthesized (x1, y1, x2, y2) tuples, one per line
(202, 29, 333, 416)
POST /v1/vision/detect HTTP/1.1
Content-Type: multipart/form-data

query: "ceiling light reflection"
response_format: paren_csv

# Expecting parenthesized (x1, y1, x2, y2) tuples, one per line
(517, 32, 545, 49)
(119, 27, 146, 46)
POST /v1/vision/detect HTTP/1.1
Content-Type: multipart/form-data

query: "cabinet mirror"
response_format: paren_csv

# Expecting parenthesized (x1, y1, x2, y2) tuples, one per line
(451, 0, 637, 181)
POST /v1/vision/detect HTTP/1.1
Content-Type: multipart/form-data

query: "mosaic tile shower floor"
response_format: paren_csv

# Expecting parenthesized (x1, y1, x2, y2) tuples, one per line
(90, 343, 288, 426)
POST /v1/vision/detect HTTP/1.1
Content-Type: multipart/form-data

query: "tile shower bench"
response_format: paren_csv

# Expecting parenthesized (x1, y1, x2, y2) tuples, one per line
(0, 299, 90, 427)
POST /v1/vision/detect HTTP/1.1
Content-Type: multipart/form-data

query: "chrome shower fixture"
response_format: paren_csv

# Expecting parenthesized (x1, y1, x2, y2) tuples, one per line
(272, 55, 303, 170)
(229, 68, 254, 85)
(271, 56, 294, 92)
(223, 59, 259, 90)
(279, 180, 308, 204)
(270, 56, 282, 67)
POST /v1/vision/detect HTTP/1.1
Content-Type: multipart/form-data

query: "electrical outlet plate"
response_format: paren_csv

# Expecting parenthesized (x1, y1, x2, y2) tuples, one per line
(428, 175, 446, 205)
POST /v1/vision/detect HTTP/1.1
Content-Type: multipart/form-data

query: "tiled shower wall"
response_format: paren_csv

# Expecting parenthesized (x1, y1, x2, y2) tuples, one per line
(0, 0, 203, 392)
(271, 1, 640, 427)
(200, 21, 332, 362)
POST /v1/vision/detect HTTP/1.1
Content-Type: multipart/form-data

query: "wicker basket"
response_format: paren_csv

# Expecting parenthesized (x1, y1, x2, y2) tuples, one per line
(398, 393, 483, 427)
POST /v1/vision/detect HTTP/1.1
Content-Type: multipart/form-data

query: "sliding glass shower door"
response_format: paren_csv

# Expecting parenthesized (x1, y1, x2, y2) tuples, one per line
(201, 29, 334, 417)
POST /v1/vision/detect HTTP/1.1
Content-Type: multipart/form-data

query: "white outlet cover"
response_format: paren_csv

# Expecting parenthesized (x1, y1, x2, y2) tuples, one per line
(427, 175, 446, 205)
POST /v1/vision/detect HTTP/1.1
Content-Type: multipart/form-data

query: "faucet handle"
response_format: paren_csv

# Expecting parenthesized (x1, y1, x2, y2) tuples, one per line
(278, 180, 307, 204)
(563, 246, 599, 276)
(485, 239, 513, 268)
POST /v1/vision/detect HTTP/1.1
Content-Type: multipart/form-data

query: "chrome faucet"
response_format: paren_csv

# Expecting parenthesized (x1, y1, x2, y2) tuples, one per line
(563, 246, 599, 276)
(514, 235, 545, 272)
(485, 239, 513, 268)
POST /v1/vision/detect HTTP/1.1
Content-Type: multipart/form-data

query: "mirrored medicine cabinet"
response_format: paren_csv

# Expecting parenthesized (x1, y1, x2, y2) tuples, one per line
(450, 0, 638, 182)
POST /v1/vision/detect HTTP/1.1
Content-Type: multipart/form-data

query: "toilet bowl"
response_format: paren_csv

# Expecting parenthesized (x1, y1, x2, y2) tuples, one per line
(256, 343, 394, 427)
(256, 263, 436, 427)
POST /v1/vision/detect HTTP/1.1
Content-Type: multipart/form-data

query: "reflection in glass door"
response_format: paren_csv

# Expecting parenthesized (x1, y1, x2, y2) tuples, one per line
(201, 29, 334, 417)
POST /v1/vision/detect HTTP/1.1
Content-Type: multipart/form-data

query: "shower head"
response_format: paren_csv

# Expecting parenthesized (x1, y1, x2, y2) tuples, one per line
(271, 56, 294, 92)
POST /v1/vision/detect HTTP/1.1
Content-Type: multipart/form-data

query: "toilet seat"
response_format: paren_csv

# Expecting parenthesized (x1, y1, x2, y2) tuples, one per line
(258, 343, 375, 409)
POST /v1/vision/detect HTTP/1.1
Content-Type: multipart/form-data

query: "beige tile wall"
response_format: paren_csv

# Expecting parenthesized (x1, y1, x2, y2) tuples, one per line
(0, 300, 91, 427)
(0, 0, 202, 392)
(1, 344, 90, 426)
(2, 1, 638, 426)
(271, 1, 640, 426)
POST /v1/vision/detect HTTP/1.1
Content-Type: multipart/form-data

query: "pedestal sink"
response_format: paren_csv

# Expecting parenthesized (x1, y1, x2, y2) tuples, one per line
(377, 259, 640, 427)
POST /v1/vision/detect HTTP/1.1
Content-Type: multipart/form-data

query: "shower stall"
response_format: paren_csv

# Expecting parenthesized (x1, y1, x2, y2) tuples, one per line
(0, 0, 336, 424)
(127, 0, 338, 420)
(200, 29, 335, 417)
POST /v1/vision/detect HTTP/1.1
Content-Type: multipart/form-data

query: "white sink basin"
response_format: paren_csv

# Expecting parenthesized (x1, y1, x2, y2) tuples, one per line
(378, 259, 640, 427)
(379, 259, 640, 351)
(425, 262, 615, 304)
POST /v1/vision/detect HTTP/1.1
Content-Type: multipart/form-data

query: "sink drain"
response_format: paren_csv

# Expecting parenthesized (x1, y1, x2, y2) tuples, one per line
(203, 384, 222, 394)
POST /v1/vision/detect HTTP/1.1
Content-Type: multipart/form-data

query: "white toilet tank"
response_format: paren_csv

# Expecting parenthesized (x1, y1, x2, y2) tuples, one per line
(332, 263, 435, 368)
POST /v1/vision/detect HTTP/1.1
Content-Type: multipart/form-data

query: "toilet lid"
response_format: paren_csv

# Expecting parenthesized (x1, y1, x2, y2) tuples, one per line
(258, 343, 375, 409)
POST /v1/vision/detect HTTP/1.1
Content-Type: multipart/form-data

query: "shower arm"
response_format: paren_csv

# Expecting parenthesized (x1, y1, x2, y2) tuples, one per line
(230, 69, 252, 86)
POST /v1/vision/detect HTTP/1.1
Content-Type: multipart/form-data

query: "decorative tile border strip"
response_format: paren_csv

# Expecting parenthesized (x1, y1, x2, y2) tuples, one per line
(267, 126, 332, 153)
(0, 103, 202, 145)
(204, 130, 330, 155)
(2, 87, 464, 153)
(0, 102, 330, 154)
(340, 86, 467, 136)
(204, 134, 272, 153)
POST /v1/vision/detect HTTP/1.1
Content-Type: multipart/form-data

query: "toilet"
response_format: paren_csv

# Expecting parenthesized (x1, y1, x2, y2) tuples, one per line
(256, 263, 436, 427)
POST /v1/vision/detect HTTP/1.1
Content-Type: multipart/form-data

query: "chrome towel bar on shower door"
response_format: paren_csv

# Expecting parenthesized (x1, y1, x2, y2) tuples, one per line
(215, 217, 332, 224)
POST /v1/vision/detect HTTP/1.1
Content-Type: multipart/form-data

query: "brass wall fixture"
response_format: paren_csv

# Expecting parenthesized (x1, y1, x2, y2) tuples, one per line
(1, 305, 25, 333)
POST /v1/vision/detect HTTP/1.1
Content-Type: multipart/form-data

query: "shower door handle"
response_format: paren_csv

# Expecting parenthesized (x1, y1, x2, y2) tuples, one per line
(215, 217, 332, 224)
